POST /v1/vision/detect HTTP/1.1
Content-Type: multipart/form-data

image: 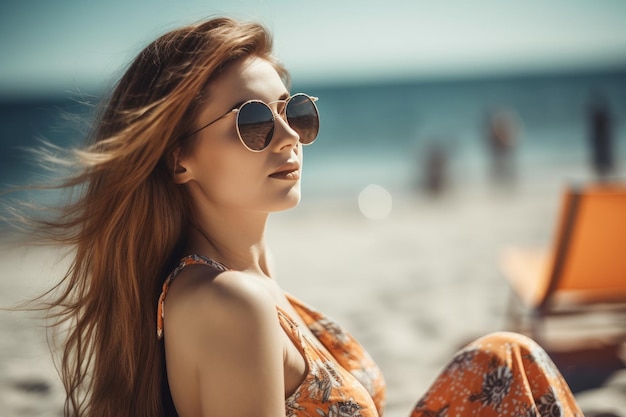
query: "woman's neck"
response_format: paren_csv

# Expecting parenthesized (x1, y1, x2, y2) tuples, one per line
(186, 207, 273, 278)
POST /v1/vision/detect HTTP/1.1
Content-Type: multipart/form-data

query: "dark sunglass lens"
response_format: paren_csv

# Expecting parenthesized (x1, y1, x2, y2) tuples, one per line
(286, 95, 319, 145)
(237, 102, 275, 151)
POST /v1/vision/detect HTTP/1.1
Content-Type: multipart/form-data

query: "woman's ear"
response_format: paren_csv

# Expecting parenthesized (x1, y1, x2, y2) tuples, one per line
(171, 147, 194, 184)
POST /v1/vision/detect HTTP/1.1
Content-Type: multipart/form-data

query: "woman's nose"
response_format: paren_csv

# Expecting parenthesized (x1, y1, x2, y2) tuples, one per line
(271, 113, 299, 152)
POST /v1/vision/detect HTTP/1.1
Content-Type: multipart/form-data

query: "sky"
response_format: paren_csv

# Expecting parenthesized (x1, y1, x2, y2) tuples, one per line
(1, 0, 626, 97)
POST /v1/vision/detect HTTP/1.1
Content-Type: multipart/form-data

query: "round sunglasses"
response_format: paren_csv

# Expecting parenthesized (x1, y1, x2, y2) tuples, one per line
(186, 93, 320, 152)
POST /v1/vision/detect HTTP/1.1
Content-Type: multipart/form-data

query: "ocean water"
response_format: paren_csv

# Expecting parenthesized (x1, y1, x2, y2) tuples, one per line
(1, 68, 625, 201)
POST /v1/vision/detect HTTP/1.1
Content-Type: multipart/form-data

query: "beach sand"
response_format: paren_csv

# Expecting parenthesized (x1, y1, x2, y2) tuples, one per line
(1, 176, 625, 416)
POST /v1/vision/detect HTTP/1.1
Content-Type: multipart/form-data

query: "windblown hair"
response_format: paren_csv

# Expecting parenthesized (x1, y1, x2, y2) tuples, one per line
(17, 17, 288, 417)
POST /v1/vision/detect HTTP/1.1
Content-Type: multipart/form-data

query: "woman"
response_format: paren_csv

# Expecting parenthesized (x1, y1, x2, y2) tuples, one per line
(15, 17, 582, 417)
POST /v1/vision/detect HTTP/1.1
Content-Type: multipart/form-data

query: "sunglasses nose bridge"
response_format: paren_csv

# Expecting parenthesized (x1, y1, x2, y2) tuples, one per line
(268, 99, 288, 119)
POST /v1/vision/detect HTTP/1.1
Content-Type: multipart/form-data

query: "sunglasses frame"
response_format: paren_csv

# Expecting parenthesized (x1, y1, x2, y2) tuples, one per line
(185, 93, 319, 152)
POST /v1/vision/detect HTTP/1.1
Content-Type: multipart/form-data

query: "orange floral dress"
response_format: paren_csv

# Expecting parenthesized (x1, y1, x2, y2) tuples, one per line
(157, 255, 583, 417)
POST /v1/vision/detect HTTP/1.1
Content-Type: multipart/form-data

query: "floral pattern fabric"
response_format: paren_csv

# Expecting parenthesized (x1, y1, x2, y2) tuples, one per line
(157, 255, 583, 417)
(410, 332, 584, 417)
(280, 295, 387, 417)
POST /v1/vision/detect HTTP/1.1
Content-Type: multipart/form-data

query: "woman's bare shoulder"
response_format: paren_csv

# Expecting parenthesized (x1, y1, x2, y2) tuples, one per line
(164, 267, 278, 342)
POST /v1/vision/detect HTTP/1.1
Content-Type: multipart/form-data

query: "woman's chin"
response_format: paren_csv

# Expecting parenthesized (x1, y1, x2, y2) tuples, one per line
(272, 187, 302, 212)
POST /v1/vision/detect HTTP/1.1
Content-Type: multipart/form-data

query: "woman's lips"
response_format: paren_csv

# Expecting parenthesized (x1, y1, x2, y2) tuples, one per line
(269, 161, 301, 180)
(269, 169, 300, 180)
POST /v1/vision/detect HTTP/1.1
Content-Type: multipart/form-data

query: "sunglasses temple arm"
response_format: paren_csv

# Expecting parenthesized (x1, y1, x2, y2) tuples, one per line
(185, 109, 239, 138)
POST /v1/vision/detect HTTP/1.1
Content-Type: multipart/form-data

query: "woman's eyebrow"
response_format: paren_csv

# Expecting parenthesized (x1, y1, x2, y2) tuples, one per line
(227, 92, 290, 111)
(229, 100, 247, 110)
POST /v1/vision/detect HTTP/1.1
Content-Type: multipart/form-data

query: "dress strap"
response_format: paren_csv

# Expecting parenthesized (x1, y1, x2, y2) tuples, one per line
(276, 307, 305, 346)
(156, 254, 228, 339)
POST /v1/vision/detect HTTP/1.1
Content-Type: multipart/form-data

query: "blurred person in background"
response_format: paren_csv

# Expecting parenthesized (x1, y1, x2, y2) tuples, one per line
(587, 91, 616, 180)
(417, 139, 450, 196)
(485, 108, 519, 186)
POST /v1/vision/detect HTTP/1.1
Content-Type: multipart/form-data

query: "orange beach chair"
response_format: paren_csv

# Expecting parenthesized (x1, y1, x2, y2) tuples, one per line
(500, 182, 626, 345)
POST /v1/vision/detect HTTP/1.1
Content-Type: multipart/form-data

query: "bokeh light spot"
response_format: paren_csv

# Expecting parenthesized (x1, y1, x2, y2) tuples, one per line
(358, 184, 392, 219)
